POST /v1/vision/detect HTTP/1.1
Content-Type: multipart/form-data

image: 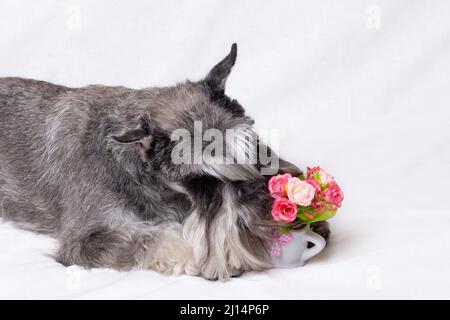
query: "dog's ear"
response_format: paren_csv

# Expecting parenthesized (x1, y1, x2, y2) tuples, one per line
(205, 43, 237, 92)
(112, 115, 153, 160)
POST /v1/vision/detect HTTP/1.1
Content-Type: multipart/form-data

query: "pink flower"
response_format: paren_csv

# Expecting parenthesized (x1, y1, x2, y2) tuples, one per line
(268, 173, 292, 198)
(318, 169, 334, 185)
(305, 178, 321, 192)
(307, 166, 334, 187)
(306, 166, 320, 179)
(324, 182, 344, 208)
(312, 199, 326, 211)
(286, 177, 316, 206)
(271, 197, 298, 222)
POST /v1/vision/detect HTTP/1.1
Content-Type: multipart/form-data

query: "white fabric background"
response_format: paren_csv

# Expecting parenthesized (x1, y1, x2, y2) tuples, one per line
(0, 0, 449, 299)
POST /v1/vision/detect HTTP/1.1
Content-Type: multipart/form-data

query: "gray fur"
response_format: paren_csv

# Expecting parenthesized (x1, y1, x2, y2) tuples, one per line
(0, 44, 329, 280)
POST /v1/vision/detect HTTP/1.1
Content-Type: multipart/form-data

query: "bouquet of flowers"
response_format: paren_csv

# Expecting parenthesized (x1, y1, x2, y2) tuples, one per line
(269, 166, 344, 231)
(268, 167, 344, 259)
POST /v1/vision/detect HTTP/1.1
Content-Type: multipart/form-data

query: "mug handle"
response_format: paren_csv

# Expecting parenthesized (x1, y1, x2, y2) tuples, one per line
(300, 227, 327, 263)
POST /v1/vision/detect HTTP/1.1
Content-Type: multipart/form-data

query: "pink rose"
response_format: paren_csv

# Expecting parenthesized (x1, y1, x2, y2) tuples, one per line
(268, 173, 292, 198)
(286, 177, 316, 206)
(271, 197, 298, 222)
(324, 182, 344, 208)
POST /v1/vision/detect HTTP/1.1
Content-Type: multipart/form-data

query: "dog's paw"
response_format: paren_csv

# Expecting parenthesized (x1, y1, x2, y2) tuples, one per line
(146, 227, 198, 276)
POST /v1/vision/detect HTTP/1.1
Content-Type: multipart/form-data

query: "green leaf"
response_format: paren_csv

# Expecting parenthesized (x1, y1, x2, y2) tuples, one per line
(297, 210, 336, 224)
(312, 172, 321, 183)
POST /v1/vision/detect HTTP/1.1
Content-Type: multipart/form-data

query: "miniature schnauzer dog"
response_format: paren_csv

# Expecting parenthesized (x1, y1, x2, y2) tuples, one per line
(0, 44, 329, 280)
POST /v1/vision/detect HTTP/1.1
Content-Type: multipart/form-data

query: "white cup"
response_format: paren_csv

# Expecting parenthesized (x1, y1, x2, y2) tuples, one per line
(272, 225, 326, 268)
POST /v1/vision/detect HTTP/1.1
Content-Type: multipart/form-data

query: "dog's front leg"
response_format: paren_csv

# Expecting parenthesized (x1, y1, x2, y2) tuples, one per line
(56, 213, 197, 276)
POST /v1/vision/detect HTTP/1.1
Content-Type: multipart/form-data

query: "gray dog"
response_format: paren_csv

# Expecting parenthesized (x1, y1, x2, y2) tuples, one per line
(0, 44, 329, 280)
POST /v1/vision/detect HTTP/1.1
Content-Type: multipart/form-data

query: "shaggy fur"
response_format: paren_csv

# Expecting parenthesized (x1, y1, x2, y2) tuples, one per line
(0, 44, 329, 280)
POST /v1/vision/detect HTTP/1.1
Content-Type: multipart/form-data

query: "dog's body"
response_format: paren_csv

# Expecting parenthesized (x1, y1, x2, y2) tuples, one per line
(0, 45, 329, 280)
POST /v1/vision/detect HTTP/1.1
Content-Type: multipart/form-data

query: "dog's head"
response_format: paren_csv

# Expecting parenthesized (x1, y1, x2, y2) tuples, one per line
(112, 44, 277, 183)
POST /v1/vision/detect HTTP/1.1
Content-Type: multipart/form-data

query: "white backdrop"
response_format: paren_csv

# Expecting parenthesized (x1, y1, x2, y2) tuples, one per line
(1, 0, 449, 299)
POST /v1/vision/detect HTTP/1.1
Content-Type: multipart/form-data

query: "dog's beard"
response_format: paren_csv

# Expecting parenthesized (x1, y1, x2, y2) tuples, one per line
(182, 181, 272, 280)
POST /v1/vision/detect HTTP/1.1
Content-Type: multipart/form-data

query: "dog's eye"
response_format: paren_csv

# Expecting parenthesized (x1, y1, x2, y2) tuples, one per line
(237, 187, 247, 198)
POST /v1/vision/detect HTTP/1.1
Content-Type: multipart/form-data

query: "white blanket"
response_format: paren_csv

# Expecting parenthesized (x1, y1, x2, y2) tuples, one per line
(1, 0, 449, 299)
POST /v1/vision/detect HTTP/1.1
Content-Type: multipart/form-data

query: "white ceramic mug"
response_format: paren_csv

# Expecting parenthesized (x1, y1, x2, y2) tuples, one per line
(272, 225, 326, 268)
